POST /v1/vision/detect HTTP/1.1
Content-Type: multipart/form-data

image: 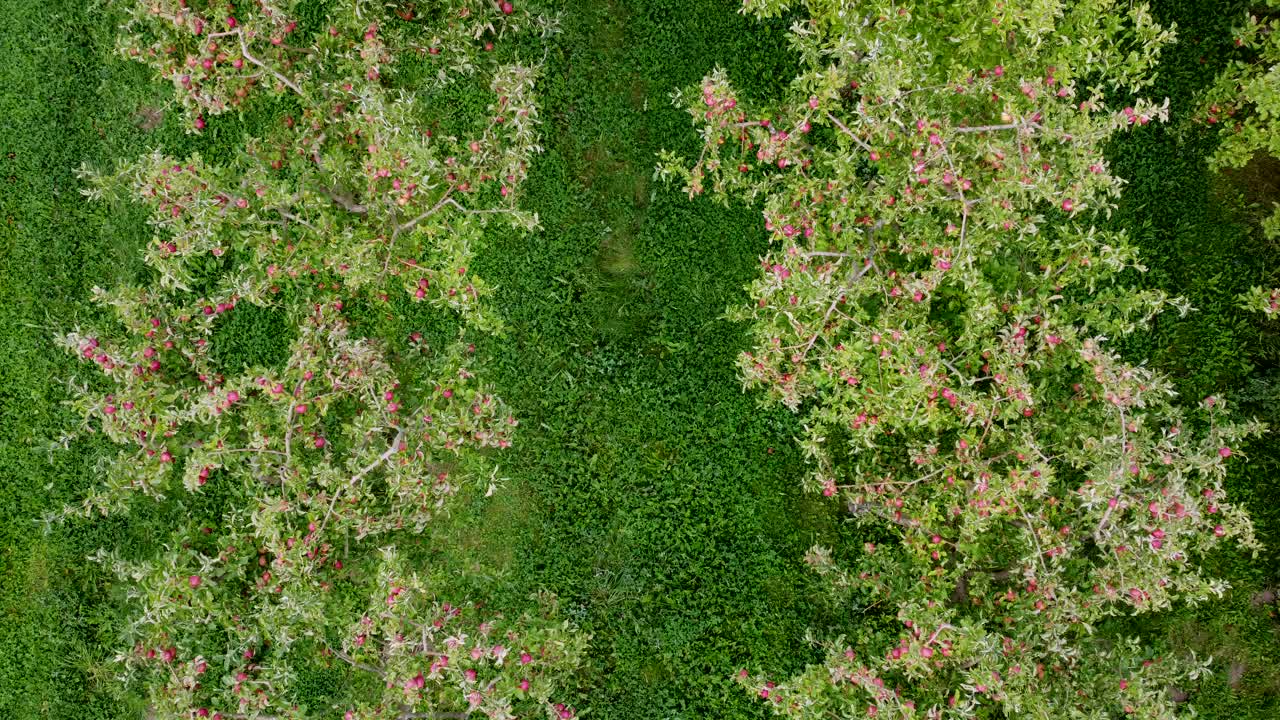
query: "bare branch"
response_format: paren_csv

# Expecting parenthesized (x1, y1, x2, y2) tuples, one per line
(1017, 502, 1048, 575)
(924, 622, 955, 646)
(237, 30, 305, 98)
(795, 254, 878, 365)
(317, 426, 406, 537)
(309, 132, 327, 167)
(953, 120, 1042, 134)
(442, 198, 510, 216)
(396, 191, 456, 235)
(326, 642, 386, 676)
(1093, 406, 1129, 541)
(323, 188, 368, 215)
(273, 208, 318, 233)
(825, 112, 873, 153)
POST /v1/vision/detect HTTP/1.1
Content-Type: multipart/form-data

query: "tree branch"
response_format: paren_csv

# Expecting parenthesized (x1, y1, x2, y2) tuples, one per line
(327, 642, 386, 676)
(323, 188, 368, 215)
(1093, 407, 1129, 541)
(273, 208, 318, 233)
(384, 189, 456, 272)
(825, 112, 873, 153)
(795, 252, 878, 365)
(954, 120, 1042, 134)
(309, 132, 327, 167)
(934, 141, 971, 257)
(1017, 502, 1048, 575)
(443, 198, 510, 216)
(281, 375, 308, 487)
(394, 189, 454, 237)
(237, 30, 305, 97)
(925, 622, 955, 646)
(317, 426, 406, 536)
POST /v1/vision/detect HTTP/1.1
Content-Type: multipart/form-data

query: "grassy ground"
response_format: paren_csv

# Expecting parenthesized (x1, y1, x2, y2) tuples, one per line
(1, 0, 1278, 718)
(431, 2, 859, 716)
(0, 1, 177, 716)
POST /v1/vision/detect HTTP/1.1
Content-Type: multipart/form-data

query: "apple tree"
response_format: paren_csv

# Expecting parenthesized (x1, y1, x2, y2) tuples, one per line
(54, 2, 587, 718)
(660, 1, 1264, 718)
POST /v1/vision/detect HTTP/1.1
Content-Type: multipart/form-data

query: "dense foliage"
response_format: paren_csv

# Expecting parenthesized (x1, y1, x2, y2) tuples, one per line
(47, 2, 587, 718)
(1198, 0, 1280, 179)
(661, 1, 1273, 717)
(1195, 0, 1280, 314)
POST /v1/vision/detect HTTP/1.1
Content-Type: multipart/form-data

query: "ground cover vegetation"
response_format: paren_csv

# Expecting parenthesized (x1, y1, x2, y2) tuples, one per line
(0, 1, 1277, 719)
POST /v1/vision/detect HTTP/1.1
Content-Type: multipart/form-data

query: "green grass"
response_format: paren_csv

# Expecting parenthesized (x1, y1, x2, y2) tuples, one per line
(428, 2, 855, 715)
(0, 2, 177, 716)
(2, 0, 1279, 718)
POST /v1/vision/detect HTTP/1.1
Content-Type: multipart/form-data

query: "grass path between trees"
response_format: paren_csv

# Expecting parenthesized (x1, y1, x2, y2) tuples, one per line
(436, 1, 861, 717)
